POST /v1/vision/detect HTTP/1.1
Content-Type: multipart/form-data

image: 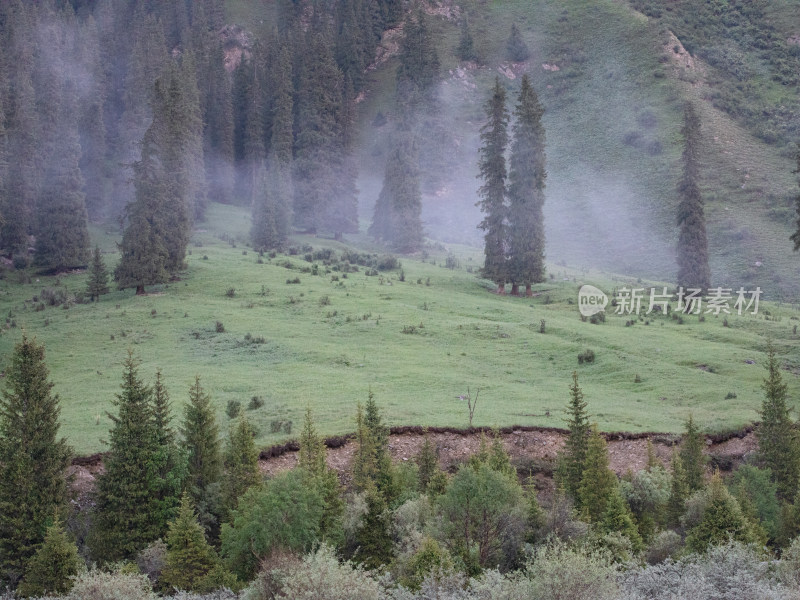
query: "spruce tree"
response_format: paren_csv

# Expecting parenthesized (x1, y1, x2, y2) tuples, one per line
(396, 10, 440, 109)
(680, 414, 706, 492)
(90, 352, 163, 561)
(16, 521, 81, 599)
(293, 32, 345, 234)
(181, 377, 222, 536)
(757, 343, 800, 500)
(599, 487, 643, 552)
(33, 77, 90, 272)
(477, 78, 510, 293)
(0, 336, 71, 586)
(86, 245, 110, 301)
(252, 45, 293, 251)
(221, 416, 261, 520)
(355, 487, 393, 570)
(457, 17, 477, 62)
(150, 370, 186, 538)
(557, 371, 591, 505)
(676, 101, 711, 291)
(160, 493, 219, 593)
(298, 408, 344, 544)
(506, 24, 530, 62)
(416, 433, 439, 493)
(791, 147, 800, 252)
(369, 130, 423, 253)
(686, 471, 758, 553)
(666, 452, 690, 527)
(0, 2, 39, 259)
(507, 74, 546, 295)
(204, 43, 235, 206)
(578, 426, 617, 523)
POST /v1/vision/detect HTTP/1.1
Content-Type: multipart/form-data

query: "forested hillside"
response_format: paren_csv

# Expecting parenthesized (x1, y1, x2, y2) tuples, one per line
(0, 0, 799, 295)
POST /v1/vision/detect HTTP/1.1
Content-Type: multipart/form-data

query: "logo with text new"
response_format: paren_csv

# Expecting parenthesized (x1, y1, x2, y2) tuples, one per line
(578, 285, 608, 317)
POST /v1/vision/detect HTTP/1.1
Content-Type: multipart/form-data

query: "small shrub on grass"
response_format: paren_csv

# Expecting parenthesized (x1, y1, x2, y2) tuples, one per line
(725, 391, 737, 399)
(248, 396, 264, 410)
(215, 321, 225, 333)
(286, 277, 301, 284)
(319, 295, 331, 306)
(226, 400, 241, 419)
(226, 288, 236, 298)
(578, 349, 596, 364)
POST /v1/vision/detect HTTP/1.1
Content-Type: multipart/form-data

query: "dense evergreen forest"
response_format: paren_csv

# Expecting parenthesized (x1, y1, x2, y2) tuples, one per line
(0, 0, 419, 285)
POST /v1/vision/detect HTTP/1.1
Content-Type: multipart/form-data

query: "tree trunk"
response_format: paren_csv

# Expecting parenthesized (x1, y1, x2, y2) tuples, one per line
(496, 283, 506, 295)
(525, 284, 533, 297)
(510, 284, 520, 296)
(135, 285, 145, 296)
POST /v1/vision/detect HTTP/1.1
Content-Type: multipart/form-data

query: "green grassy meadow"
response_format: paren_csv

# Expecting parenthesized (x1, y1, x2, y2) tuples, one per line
(1, 203, 798, 455)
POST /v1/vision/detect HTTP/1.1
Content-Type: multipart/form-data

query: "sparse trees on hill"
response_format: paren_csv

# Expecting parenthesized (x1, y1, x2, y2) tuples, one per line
(477, 78, 510, 292)
(676, 101, 711, 291)
(0, 336, 71, 587)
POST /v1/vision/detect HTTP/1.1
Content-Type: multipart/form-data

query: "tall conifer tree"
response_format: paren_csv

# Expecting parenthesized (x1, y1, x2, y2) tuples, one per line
(221, 416, 260, 520)
(676, 102, 711, 291)
(181, 377, 223, 536)
(680, 414, 706, 492)
(477, 78, 510, 293)
(0, 336, 71, 586)
(86, 245, 109, 301)
(757, 343, 800, 500)
(791, 146, 800, 251)
(578, 426, 617, 523)
(557, 371, 591, 506)
(507, 75, 546, 295)
(252, 45, 293, 250)
(33, 75, 90, 271)
(369, 129, 423, 252)
(90, 352, 163, 561)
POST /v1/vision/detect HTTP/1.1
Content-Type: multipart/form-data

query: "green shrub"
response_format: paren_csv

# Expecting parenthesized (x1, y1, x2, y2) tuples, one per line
(524, 541, 619, 600)
(268, 544, 384, 600)
(65, 569, 157, 600)
(577, 349, 595, 364)
(221, 470, 324, 580)
(226, 400, 241, 420)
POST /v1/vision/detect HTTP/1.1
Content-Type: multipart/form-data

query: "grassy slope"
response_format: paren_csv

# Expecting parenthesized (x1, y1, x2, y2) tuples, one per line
(1, 203, 798, 454)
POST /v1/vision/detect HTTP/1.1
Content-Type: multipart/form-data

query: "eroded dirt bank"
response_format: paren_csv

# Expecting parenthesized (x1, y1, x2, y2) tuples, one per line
(69, 426, 758, 502)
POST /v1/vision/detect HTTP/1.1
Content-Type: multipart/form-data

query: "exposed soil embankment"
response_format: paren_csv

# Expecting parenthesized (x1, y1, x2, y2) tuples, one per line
(68, 425, 758, 502)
